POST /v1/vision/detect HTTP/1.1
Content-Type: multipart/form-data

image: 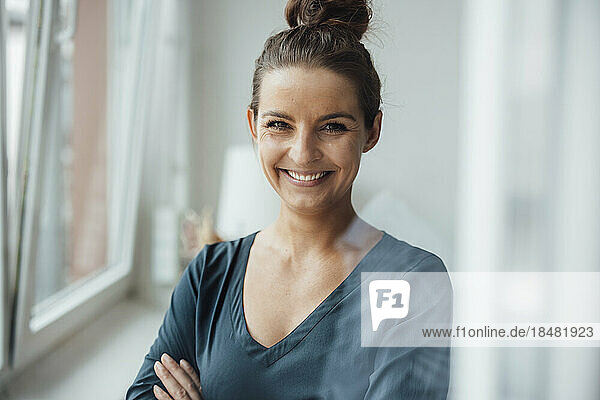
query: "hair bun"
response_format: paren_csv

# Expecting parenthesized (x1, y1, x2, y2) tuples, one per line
(285, 0, 372, 39)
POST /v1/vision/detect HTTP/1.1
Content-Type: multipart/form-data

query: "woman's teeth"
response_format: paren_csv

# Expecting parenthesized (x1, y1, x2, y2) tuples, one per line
(284, 170, 329, 181)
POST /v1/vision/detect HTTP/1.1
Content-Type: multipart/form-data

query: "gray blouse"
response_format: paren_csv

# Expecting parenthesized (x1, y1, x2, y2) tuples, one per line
(126, 230, 451, 399)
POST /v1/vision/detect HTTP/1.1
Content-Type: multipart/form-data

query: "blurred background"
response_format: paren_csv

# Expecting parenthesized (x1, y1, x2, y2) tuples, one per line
(0, 0, 598, 398)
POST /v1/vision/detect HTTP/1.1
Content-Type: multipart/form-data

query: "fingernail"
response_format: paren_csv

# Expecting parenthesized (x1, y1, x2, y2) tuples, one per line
(153, 385, 164, 395)
(162, 353, 174, 365)
(154, 361, 164, 372)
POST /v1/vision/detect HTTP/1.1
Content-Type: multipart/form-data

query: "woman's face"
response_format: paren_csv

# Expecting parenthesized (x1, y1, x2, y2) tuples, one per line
(247, 67, 382, 214)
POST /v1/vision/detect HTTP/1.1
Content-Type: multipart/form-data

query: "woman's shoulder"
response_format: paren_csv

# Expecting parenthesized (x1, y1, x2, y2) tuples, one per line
(185, 231, 257, 277)
(378, 231, 449, 274)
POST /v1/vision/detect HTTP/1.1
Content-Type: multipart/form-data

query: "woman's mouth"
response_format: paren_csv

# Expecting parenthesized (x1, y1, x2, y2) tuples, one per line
(278, 168, 334, 187)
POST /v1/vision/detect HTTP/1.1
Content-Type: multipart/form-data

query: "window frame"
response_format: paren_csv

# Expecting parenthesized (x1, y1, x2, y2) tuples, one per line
(0, 0, 10, 377)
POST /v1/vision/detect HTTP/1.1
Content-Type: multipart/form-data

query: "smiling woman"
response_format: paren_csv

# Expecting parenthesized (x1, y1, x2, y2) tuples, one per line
(126, 1, 452, 399)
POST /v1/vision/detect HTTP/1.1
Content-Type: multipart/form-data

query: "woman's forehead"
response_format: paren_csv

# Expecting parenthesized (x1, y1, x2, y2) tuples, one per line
(258, 67, 361, 117)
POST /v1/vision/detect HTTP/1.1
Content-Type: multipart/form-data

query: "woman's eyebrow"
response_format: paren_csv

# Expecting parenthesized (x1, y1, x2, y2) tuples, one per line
(260, 110, 294, 121)
(318, 112, 356, 122)
(260, 111, 357, 122)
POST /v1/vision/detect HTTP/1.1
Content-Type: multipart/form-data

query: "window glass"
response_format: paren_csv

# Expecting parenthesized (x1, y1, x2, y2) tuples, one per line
(32, 0, 109, 308)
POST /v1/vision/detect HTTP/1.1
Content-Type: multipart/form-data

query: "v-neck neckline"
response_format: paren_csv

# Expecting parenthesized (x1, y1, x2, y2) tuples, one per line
(229, 230, 391, 367)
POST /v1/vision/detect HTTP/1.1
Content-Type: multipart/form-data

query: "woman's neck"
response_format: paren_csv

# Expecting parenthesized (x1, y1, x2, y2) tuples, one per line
(266, 194, 374, 258)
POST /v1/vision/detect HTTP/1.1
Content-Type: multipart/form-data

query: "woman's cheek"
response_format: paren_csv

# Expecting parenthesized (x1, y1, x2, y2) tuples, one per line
(326, 138, 362, 168)
(258, 135, 282, 159)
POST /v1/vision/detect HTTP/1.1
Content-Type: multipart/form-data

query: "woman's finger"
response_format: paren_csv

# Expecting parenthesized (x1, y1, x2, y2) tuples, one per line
(153, 384, 173, 400)
(160, 354, 203, 400)
(154, 360, 192, 400)
(179, 359, 202, 391)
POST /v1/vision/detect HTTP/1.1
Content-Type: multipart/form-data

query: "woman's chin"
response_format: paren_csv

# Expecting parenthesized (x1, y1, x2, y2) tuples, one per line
(280, 197, 336, 215)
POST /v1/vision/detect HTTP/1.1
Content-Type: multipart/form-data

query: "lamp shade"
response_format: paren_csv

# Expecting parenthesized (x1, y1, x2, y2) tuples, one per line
(215, 145, 280, 240)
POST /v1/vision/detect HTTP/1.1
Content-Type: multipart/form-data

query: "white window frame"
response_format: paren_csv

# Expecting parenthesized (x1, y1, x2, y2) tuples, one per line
(0, 0, 10, 377)
(10, 0, 146, 371)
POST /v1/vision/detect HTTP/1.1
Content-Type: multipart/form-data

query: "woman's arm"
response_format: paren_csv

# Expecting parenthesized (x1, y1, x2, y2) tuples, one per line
(364, 345, 450, 399)
(126, 251, 205, 400)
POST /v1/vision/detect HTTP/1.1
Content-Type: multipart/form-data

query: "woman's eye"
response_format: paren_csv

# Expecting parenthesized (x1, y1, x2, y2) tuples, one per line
(265, 120, 290, 131)
(322, 122, 348, 133)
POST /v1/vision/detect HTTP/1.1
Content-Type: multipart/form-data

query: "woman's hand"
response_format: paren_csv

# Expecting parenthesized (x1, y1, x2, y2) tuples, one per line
(153, 353, 204, 400)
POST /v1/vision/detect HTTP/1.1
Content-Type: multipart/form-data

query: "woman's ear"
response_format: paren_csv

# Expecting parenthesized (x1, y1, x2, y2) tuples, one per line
(246, 108, 258, 142)
(363, 110, 383, 153)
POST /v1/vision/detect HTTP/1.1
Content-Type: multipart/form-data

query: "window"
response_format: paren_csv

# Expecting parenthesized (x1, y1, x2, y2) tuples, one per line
(6, 0, 149, 370)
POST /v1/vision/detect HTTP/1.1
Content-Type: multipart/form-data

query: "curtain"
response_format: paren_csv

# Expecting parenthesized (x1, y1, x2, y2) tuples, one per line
(453, 0, 600, 398)
(125, 0, 192, 300)
(107, 0, 161, 268)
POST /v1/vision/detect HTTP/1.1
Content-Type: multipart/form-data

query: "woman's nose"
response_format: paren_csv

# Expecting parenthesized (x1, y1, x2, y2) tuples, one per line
(288, 125, 322, 165)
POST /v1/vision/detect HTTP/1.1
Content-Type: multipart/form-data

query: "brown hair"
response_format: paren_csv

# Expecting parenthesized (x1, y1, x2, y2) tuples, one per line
(249, 0, 381, 129)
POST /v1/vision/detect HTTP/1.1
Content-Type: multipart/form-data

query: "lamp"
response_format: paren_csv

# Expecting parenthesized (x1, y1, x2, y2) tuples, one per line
(216, 145, 280, 240)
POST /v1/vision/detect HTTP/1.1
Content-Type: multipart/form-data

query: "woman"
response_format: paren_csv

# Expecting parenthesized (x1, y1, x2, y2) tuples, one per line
(126, 0, 451, 399)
